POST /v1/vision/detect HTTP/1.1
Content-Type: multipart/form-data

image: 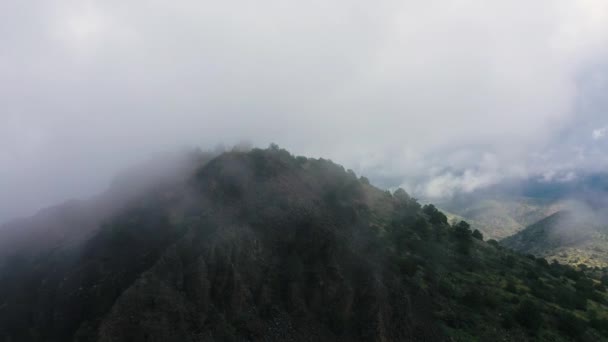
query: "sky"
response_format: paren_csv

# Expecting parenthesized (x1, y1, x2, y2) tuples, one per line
(1, 0, 608, 223)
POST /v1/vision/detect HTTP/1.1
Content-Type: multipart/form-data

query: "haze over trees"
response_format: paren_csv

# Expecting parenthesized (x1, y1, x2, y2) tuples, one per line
(1, 146, 607, 341)
(2, 1, 608, 341)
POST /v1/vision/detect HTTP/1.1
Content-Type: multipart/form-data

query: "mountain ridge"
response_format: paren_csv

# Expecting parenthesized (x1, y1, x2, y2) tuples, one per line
(1, 147, 608, 341)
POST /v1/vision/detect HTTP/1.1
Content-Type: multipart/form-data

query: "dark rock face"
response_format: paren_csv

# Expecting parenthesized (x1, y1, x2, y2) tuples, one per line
(0, 149, 439, 342)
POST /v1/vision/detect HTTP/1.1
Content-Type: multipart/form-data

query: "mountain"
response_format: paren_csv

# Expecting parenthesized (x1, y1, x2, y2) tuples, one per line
(435, 172, 608, 242)
(1, 146, 608, 341)
(436, 196, 561, 240)
(0, 149, 212, 263)
(501, 209, 608, 267)
(436, 174, 608, 268)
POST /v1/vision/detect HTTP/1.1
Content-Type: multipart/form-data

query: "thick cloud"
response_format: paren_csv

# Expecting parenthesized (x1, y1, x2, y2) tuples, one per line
(1, 0, 608, 222)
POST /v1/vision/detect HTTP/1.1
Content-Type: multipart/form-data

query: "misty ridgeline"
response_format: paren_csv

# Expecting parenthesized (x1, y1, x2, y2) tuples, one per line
(1, 145, 608, 341)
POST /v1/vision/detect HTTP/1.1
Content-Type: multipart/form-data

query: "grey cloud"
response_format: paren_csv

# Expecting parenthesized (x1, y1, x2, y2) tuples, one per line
(2, 1, 608, 221)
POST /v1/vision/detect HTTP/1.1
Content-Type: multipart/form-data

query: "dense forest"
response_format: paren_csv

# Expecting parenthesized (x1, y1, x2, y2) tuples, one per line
(1, 146, 608, 341)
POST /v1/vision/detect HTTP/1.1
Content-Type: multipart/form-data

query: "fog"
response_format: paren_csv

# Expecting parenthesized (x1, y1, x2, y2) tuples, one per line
(541, 195, 608, 253)
(2, 1, 608, 223)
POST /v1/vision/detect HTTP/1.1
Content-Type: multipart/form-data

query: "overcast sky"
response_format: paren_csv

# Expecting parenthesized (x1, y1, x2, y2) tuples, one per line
(2, 1, 608, 222)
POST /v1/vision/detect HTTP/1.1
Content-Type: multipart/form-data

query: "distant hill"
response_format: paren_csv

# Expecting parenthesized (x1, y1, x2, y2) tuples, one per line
(502, 209, 608, 267)
(434, 172, 608, 241)
(1, 147, 608, 341)
(438, 182, 608, 267)
(437, 196, 561, 240)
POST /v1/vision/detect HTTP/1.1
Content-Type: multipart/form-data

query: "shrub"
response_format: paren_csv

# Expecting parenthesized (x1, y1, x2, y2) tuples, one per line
(461, 289, 483, 308)
(535, 258, 549, 268)
(396, 256, 418, 277)
(526, 269, 539, 280)
(501, 311, 516, 329)
(504, 255, 516, 268)
(590, 318, 608, 335)
(594, 283, 606, 293)
(557, 311, 587, 337)
(601, 275, 608, 286)
(505, 280, 517, 294)
(555, 287, 587, 311)
(529, 280, 552, 302)
(575, 277, 594, 295)
(564, 268, 582, 281)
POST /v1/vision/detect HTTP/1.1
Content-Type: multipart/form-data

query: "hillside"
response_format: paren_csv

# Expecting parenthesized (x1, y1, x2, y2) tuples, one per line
(1, 147, 608, 341)
(502, 210, 608, 267)
(0, 149, 213, 263)
(437, 197, 561, 240)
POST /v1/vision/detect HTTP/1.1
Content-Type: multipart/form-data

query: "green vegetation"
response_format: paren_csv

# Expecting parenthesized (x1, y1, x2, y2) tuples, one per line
(0, 146, 607, 341)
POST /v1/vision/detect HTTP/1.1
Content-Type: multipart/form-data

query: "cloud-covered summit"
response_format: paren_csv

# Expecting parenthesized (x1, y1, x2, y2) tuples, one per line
(2, 0, 608, 222)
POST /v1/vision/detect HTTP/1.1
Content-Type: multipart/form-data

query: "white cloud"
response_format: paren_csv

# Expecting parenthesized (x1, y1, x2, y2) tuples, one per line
(422, 170, 500, 198)
(1, 1, 608, 219)
(592, 126, 608, 140)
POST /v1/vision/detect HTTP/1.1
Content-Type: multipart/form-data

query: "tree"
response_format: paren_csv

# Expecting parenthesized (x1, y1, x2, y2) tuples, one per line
(461, 288, 483, 308)
(412, 216, 431, 239)
(555, 286, 587, 311)
(515, 300, 543, 331)
(453, 221, 473, 255)
(590, 316, 608, 335)
(564, 268, 582, 281)
(505, 280, 517, 293)
(575, 277, 594, 294)
(422, 204, 448, 225)
(535, 258, 549, 268)
(453, 221, 472, 240)
(487, 239, 499, 247)
(472, 229, 483, 241)
(601, 275, 608, 286)
(393, 188, 411, 202)
(557, 311, 587, 337)
(504, 255, 516, 268)
(394, 188, 421, 215)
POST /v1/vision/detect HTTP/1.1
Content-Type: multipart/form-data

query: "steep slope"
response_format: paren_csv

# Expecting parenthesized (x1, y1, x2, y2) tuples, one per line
(1, 147, 608, 341)
(0, 149, 438, 341)
(0, 149, 211, 262)
(502, 210, 608, 267)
